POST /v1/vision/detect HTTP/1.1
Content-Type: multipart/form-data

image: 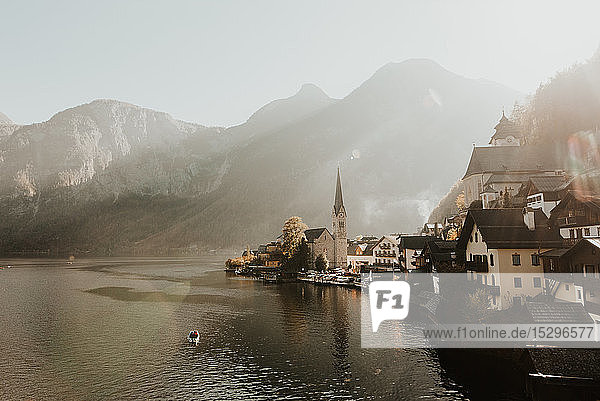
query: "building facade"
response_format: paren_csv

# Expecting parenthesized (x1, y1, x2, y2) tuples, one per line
(457, 208, 562, 310)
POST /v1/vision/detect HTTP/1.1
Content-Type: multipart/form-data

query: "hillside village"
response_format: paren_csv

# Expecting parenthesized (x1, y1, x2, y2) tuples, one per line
(232, 112, 600, 310)
(231, 111, 600, 314)
(229, 108, 600, 310)
(226, 112, 600, 399)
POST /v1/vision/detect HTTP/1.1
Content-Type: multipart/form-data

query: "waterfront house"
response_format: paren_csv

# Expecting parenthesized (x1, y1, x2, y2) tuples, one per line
(347, 240, 375, 272)
(372, 235, 400, 268)
(413, 239, 458, 273)
(457, 208, 562, 310)
(398, 235, 435, 271)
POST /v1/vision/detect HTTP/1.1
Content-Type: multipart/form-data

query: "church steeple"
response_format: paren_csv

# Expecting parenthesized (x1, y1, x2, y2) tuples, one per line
(332, 167, 347, 269)
(334, 167, 345, 214)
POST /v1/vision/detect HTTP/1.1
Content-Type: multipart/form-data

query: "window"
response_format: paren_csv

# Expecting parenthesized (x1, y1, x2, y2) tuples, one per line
(570, 229, 575, 239)
(491, 274, 496, 286)
(490, 254, 494, 266)
(533, 277, 542, 288)
(585, 228, 591, 236)
(531, 254, 540, 266)
(565, 284, 570, 291)
(470, 236, 473, 243)
(475, 233, 478, 243)
(514, 277, 522, 288)
(492, 296, 496, 306)
(577, 228, 583, 238)
(512, 253, 521, 266)
(577, 289, 582, 300)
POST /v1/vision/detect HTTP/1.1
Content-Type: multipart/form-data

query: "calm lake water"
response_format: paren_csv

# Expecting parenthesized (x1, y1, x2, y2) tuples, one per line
(0, 256, 525, 400)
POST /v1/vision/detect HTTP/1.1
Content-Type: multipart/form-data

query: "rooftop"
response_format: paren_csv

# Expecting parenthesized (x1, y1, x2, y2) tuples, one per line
(463, 144, 566, 179)
(457, 208, 562, 249)
(304, 228, 331, 242)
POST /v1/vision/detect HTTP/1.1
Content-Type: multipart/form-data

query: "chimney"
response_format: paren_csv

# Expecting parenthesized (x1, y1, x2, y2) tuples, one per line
(523, 208, 535, 231)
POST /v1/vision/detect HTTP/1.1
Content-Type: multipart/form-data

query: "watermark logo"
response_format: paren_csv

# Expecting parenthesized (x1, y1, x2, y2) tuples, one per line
(369, 280, 410, 332)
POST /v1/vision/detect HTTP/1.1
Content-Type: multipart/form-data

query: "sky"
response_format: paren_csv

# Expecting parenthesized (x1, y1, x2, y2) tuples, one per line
(2, 0, 600, 127)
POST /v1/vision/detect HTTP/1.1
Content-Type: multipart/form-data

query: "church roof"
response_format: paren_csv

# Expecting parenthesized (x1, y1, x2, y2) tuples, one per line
(463, 144, 566, 179)
(484, 173, 533, 185)
(304, 228, 331, 242)
(334, 167, 345, 214)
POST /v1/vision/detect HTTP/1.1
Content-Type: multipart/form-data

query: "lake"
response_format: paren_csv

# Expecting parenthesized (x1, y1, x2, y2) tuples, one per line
(0, 256, 524, 400)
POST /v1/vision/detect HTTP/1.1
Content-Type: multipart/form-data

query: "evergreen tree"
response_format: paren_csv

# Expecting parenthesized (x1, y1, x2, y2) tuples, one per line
(314, 253, 328, 272)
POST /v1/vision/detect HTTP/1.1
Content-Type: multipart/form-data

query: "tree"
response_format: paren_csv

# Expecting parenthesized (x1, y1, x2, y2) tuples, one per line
(282, 216, 308, 257)
(314, 253, 328, 272)
(455, 192, 466, 212)
(284, 238, 310, 273)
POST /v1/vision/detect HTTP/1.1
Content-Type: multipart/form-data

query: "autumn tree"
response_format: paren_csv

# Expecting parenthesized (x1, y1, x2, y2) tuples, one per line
(455, 192, 466, 212)
(282, 216, 308, 257)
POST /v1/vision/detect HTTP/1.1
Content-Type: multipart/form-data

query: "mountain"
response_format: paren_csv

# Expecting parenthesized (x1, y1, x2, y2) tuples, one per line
(226, 83, 337, 144)
(0, 112, 19, 138)
(0, 111, 12, 124)
(0, 99, 224, 196)
(0, 59, 521, 255)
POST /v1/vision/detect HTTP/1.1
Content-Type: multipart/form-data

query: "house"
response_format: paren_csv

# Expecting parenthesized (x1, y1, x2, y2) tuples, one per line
(372, 235, 400, 268)
(523, 175, 569, 217)
(414, 239, 458, 273)
(398, 235, 435, 271)
(347, 239, 376, 272)
(422, 223, 443, 237)
(457, 208, 563, 310)
(548, 190, 600, 246)
(254, 241, 283, 267)
(540, 239, 600, 316)
(303, 227, 335, 269)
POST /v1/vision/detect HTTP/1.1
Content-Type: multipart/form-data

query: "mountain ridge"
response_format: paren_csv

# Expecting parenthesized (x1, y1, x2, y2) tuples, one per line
(0, 59, 521, 255)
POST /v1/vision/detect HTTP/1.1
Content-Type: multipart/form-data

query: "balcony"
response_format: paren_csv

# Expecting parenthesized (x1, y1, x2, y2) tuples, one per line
(560, 216, 590, 227)
(466, 259, 489, 273)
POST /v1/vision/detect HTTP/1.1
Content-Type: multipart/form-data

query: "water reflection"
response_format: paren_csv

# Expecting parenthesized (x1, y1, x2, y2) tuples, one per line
(0, 257, 513, 400)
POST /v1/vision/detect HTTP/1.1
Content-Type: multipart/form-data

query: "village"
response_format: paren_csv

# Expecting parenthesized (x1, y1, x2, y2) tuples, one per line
(227, 111, 600, 315)
(225, 112, 600, 400)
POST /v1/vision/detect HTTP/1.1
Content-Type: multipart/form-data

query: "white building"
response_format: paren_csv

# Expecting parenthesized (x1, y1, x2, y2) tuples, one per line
(372, 235, 399, 267)
(457, 208, 563, 310)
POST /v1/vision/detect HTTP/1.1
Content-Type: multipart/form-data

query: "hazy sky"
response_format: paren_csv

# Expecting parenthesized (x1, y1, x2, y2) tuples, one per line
(2, 0, 600, 127)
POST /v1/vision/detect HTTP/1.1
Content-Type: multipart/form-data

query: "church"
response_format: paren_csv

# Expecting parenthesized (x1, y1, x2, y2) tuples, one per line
(304, 168, 348, 269)
(461, 112, 568, 206)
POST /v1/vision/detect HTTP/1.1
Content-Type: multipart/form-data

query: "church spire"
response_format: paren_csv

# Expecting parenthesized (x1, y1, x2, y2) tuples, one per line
(334, 167, 344, 214)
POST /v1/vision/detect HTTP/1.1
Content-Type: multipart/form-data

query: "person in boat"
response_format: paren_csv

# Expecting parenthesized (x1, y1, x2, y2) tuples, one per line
(189, 330, 199, 339)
